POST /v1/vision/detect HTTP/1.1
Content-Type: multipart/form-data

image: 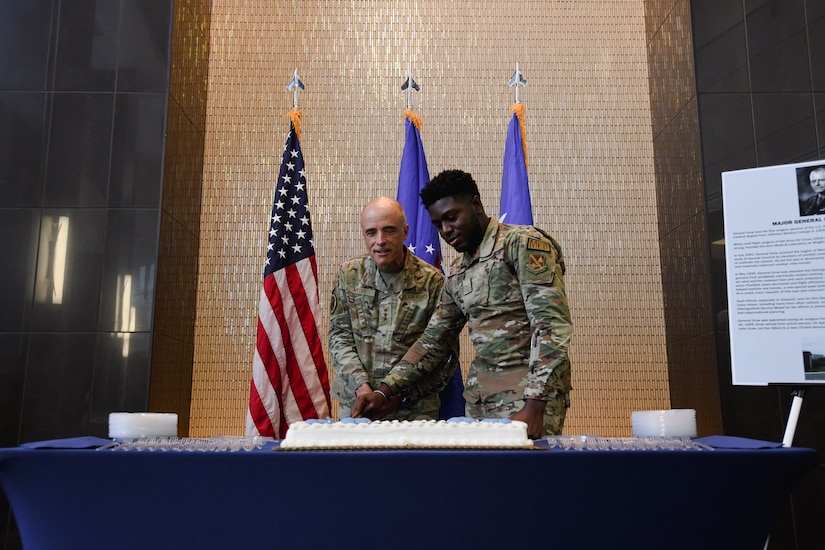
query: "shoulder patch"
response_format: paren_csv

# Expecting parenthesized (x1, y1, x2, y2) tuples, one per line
(526, 253, 548, 274)
(527, 238, 551, 252)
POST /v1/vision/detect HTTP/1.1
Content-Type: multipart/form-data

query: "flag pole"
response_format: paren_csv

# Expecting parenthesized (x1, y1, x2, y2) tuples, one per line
(499, 64, 533, 225)
(507, 63, 529, 169)
(246, 68, 331, 438)
(396, 71, 465, 417)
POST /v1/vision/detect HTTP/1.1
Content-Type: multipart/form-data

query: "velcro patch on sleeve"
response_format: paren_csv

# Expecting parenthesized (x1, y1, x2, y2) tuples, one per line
(527, 238, 551, 252)
(527, 253, 548, 274)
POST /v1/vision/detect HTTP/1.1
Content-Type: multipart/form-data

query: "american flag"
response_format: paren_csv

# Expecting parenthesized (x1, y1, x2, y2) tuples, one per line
(246, 119, 330, 438)
(499, 104, 534, 225)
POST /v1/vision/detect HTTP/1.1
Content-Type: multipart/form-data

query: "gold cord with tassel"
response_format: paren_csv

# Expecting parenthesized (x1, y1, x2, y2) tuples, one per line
(404, 108, 423, 131)
(510, 103, 528, 167)
(287, 109, 302, 141)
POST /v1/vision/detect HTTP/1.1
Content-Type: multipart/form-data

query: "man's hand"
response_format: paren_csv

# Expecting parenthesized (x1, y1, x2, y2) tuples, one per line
(371, 395, 402, 420)
(510, 399, 547, 439)
(355, 383, 373, 398)
(351, 392, 383, 418)
(350, 382, 389, 418)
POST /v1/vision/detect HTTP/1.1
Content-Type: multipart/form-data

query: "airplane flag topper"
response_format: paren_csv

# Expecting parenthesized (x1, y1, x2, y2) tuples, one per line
(508, 62, 527, 104)
(286, 68, 305, 110)
(401, 69, 420, 110)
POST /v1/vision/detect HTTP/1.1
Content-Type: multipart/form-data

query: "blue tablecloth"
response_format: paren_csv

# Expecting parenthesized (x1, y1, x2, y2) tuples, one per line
(0, 442, 818, 550)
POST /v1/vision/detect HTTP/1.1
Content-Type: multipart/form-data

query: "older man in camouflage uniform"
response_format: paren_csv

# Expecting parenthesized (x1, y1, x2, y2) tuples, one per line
(353, 171, 572, 438)
(330, 196, 459, 420)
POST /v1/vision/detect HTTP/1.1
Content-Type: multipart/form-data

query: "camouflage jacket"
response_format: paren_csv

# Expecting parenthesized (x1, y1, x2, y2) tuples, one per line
(329, 251, 459, 418)
(382, 219, 572, 407)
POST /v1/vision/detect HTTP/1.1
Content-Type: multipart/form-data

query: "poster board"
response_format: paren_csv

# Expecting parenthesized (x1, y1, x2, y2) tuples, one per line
(722, 160, 825, 385)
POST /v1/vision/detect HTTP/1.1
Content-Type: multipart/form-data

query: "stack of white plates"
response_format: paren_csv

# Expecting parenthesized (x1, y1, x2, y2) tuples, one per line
(631, 409, 697, 438)
(109, 412, 178, 439)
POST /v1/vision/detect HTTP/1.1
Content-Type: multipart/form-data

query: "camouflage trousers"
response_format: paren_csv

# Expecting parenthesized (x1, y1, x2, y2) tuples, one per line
(465, 393, 569, 436)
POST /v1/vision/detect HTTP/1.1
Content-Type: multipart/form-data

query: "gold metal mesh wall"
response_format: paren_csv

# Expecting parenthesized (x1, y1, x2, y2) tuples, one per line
(150, 0, 211, 435)
(646, 0, 723, 435)
(191, 0, 670, 437)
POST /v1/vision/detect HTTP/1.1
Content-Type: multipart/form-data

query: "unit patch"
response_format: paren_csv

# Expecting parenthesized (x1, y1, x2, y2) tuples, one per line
(527, 253, 547, 274)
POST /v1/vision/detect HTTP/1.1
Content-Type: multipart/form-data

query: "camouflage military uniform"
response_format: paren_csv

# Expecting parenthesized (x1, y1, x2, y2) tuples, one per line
(382, 219, 573, 435)
(329, 250, 459, 420)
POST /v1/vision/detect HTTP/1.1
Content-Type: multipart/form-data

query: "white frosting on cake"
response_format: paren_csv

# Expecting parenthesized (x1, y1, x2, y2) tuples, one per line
(280, 418, 533, 449)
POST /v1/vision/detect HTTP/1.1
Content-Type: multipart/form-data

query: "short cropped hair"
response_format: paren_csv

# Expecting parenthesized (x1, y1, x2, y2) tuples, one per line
(420, 169, 481, 208)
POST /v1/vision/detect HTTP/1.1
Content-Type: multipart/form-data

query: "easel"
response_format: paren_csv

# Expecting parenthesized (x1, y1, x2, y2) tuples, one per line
(781, 387, 808, 447)
(763, 387, 809, 550)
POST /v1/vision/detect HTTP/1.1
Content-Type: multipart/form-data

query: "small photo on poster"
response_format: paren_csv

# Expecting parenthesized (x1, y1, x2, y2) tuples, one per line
(803, 339, 825, 382)
(797, 164, 825, 217)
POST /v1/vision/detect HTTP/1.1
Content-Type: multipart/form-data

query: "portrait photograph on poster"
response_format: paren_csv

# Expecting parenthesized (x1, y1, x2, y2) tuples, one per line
(722, 160, 825, 386)
(798, 164, 825, 217)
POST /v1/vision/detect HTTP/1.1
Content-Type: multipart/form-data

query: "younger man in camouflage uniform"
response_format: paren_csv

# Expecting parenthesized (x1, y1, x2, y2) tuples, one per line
(353, 171, 572, 438)
(329, 197, 459, 420)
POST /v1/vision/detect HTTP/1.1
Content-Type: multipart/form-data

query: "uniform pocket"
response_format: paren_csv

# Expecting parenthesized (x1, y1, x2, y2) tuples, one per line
(393, 290, 429, 343)
(472, 251, 521, 308)
(349, 288, 377, 341)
